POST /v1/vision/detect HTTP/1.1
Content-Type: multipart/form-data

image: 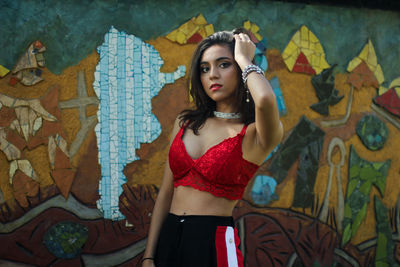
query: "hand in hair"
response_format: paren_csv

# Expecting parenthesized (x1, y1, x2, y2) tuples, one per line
(233, 33, 256, 70)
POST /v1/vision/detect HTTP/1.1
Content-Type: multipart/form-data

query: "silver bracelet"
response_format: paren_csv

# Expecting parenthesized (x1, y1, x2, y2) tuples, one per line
(242, 64, 264, 87)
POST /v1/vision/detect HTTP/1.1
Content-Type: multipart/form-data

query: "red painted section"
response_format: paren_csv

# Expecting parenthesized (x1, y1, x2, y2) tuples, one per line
(292, 52, 316, 75)
(374, 87, 400, 117)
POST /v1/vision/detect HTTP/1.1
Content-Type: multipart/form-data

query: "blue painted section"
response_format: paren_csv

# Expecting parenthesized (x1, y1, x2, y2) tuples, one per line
(265, 143, 280, 162)
(251, 175, 279, 205)
(270, 76, 287, 116)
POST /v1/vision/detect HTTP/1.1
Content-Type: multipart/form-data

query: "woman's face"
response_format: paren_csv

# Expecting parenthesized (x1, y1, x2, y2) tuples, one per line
(199, 44, 239, 106)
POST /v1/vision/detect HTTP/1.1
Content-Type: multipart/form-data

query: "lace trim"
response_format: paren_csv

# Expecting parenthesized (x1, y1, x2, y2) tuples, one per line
(173, 171, 245, 200)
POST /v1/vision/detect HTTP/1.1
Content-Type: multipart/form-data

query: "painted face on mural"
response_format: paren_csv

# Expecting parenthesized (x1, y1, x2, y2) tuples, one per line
(200, 44, 239, 106)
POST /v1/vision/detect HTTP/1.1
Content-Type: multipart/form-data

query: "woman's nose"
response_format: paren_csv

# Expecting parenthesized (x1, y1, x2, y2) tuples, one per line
(209, 66, 220, 78)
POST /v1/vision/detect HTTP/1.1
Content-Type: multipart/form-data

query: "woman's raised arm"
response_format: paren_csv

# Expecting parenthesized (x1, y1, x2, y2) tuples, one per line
(234, 33, 283, 159)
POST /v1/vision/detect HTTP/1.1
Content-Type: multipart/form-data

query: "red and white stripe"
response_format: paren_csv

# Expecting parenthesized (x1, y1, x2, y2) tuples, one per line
(215, 226, 244, 267)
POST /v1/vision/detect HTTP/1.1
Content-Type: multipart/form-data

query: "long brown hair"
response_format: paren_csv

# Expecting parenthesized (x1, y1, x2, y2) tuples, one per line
(179, 28, 256, 134)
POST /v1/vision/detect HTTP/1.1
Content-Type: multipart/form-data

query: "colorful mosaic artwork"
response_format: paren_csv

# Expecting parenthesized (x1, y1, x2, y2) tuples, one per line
(243, 21, 268, 71)
(342, 146, 391, 246)
(347, 39, 384, 87)
(94, 26, 186, 220)
(282, 25, 330, 75)
(166, 14, 214, 44)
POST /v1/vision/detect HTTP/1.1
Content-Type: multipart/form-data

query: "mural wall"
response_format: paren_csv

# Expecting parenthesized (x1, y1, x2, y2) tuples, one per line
(1, 0, 399, 266)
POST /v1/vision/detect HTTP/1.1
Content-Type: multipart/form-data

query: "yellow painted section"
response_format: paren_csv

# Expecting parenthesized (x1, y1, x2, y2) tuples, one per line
(0, 65, 9, 77)
(348, 39, 385, 84)
(282, 25, 330, 74)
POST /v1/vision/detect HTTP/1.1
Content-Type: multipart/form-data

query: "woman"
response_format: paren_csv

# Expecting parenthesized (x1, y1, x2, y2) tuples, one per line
(142, 29, 283, 267)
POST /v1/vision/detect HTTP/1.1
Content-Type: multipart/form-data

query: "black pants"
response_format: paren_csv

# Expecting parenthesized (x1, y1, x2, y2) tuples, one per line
(155, 213, 243, 267)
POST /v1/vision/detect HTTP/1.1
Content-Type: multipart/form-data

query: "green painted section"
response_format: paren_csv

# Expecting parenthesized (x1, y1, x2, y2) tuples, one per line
(1, 0, 400, 85)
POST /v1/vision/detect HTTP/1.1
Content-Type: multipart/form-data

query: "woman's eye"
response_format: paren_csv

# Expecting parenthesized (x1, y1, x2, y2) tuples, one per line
(220, 62, 231, 68)
(200, 66, 209, 73)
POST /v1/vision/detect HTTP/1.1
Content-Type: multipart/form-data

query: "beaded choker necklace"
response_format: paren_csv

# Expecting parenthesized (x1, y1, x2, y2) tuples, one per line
(213, 111, 242, 119)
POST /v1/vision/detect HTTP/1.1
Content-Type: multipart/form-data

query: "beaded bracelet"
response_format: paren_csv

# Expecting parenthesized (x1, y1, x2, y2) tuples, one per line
(241, 64, 264, 102)
(242, 64, 264, 86)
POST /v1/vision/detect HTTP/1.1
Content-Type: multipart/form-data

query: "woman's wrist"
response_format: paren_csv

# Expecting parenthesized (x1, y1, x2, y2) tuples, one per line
(235, 56, 252, 70)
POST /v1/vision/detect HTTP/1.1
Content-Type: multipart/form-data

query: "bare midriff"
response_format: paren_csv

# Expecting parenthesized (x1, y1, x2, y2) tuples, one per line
(169, 185, 238, 216)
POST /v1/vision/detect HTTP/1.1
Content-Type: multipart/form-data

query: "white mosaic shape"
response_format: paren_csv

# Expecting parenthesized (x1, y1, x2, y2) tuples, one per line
(94, 26, 185, 220)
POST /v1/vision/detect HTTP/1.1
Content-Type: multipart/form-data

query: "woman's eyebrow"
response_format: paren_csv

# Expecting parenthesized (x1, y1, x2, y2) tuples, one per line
(200, 57, 232, 65)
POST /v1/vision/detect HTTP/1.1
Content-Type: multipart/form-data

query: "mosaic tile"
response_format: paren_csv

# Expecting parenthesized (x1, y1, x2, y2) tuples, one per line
(293, 52, 315, 75)
(5, 128, 26, 152)
(12, 170, 39, 208)
(373, 87, 400, 118)
(282, 25, 330, 75)
(48, 134, 69, 170)
(54, 146, 72, 169)
(51, 169, 76, 199)
(270, 77, 286, 116)
(319, 137, 346, 231)
(0, 64, 9, 77)
(251, 175, 278, 205)
(265, 143, 280, 162)
(268, 116, 325, 184)
(166, 14, 214, 44)
(341, 145, 391, 246)
(320, 85, 354, 128)
(9, 159, 39, 184)
(292, 140, 322, 208)
(347, 60, 379, 90)
(0, 128, 21, 161)
(94, 26, 186, 220)
(59, 71, 99, 158)
(0, 94, 57, 138)
(43, 221, 88, 259)
(389, 77, 400, 94)
(374, 196, 396, 266)
(11, 41, 46, 86)
(310, 64, 344, 116)
(347, 39, 384, 85)
(356, 114, 388, 150)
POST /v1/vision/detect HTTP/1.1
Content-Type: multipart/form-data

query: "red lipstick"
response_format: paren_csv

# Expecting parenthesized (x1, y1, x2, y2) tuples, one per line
(210, 83, 222, 91)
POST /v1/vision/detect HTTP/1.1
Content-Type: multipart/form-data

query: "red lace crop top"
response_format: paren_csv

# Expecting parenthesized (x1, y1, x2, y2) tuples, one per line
(169, 124, 260, 200)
